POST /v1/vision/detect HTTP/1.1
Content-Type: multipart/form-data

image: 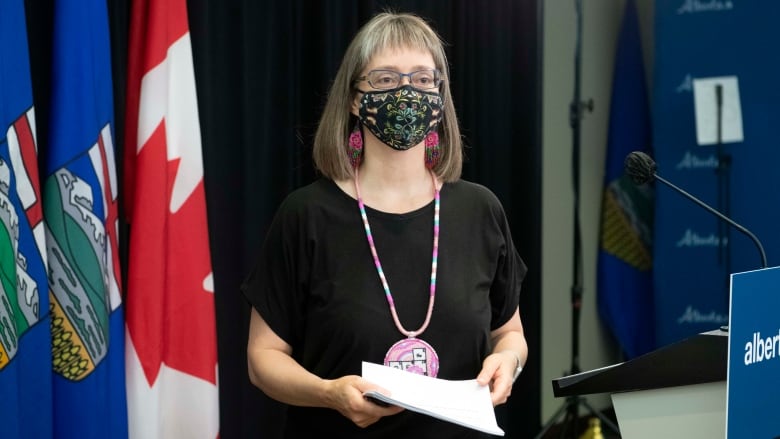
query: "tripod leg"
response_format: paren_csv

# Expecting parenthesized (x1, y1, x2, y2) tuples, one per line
(578, 397, 620, 434)
(564, 397, 580, 439)
(533, 399, 573, 439)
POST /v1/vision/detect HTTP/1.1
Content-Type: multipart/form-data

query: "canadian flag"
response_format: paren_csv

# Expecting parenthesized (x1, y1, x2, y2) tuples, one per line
(124, 0, 219, 438)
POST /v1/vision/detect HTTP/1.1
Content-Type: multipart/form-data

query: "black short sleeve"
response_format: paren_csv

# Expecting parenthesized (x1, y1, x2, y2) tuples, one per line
(241, 190, 310, 348)
(239, 178, 527, 438)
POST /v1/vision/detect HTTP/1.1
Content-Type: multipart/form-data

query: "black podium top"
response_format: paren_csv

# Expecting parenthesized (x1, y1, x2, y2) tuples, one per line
(552, 330, 728, 397)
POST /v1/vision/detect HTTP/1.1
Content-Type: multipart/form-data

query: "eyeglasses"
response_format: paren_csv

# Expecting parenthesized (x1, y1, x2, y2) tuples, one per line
(355, 69, 443, 90)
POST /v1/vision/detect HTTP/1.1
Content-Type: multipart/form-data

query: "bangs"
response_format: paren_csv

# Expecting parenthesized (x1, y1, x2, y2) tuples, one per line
(356, 15, 442, 68)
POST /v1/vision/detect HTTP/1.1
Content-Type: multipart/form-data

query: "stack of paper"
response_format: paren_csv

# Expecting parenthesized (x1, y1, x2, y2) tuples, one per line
(361, 361, 505, 436)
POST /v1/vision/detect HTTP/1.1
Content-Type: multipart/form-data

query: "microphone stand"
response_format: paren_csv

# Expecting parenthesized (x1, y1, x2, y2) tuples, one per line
(534, 1, 617, 437)
(714, 84, 733, 309)
(651, 172, 767, 269)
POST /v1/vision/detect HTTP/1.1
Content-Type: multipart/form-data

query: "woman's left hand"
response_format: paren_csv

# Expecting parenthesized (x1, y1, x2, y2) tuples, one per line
(476, 350, 517, 406)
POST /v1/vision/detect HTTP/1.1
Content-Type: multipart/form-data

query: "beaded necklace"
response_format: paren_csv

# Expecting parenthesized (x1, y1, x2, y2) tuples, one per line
(354, 167, 441, 377)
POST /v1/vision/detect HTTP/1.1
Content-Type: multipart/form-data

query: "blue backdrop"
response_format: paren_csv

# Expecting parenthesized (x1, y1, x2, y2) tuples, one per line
(653, 1, 780, 346)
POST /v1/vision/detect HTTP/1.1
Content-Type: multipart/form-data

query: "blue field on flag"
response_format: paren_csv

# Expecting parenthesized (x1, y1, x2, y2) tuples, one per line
(0, 1, 53, 438)
(43, 0, 128, 437)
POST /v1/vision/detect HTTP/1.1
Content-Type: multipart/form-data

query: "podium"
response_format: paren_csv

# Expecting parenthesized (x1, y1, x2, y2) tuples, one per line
(726, 267, 780, 438)
(552, 330, 728, 439)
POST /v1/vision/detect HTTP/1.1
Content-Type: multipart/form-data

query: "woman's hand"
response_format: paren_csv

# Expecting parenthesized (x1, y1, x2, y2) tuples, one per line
(324, 375, 405, 428)
(481, 308, 527, 406)
(248, 309, 403, 426)
(476, 350, 518, 406)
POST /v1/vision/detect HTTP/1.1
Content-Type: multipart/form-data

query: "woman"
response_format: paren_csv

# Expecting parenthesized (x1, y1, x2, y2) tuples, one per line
(242, 11, 528, 437)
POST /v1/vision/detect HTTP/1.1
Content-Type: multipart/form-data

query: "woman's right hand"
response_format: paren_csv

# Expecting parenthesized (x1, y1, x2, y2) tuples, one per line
(248, 310, 402, 427)
(324, 375, 404, 428)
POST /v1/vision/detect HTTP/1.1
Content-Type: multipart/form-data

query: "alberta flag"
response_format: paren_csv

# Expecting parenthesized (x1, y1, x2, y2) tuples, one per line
(0, 1, 53, 437)
(597, 0, 655, 359)
(43, 0, 128, 437)
(124, 0, 220, 437)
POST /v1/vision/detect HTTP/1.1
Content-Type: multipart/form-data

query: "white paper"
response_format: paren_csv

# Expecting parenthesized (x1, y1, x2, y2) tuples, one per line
(692, 76, 744, 145)
(361, 361, 505, 436)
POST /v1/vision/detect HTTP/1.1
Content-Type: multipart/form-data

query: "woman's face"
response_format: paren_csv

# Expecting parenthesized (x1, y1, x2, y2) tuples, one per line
(351, 46, 437, 116)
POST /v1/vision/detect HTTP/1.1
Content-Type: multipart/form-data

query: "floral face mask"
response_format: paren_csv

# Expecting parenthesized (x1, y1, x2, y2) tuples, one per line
(357, 84, 443, 151)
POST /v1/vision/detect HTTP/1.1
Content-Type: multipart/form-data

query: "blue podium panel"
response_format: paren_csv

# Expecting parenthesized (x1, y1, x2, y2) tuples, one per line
(727, 267, 780, 438)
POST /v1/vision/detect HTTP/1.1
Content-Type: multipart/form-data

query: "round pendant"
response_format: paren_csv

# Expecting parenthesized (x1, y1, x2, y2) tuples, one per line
(384, 337, 440, 377)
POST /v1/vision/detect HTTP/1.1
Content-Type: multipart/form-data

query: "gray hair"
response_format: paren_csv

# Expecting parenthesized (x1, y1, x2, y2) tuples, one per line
(312, 12, 463, 182)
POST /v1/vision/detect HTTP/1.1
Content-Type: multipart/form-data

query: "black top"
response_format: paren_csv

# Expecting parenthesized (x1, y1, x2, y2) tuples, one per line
(242, 178, 527, 438)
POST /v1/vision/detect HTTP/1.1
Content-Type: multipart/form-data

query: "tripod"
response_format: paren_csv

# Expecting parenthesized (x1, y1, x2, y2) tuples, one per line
(534, 1, 618, 437)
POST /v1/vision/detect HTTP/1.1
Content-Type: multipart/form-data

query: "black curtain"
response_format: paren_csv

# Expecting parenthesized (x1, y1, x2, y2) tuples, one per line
(27, 0, 543, 437)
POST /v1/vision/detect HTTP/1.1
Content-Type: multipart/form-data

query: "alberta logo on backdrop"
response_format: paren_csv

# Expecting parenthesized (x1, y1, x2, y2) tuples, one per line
(677, 0, 734, 15)
(675, 228, 725, 248)
(675, 151, 718, 170)
(677, 305, 728, 325)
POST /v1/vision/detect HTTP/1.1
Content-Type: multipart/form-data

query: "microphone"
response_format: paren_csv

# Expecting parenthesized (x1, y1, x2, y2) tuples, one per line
(624, 151, 768, 268)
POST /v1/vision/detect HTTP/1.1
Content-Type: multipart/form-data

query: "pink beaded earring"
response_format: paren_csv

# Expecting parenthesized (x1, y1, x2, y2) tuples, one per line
(348, 123, 363, 169)
(424, 131, 440, 169)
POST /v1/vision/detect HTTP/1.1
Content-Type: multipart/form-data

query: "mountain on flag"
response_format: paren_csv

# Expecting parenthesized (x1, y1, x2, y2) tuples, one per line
(43, 0, 128, 436)
(124, 0, 220, 437)
(0, 1, 53, 437)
